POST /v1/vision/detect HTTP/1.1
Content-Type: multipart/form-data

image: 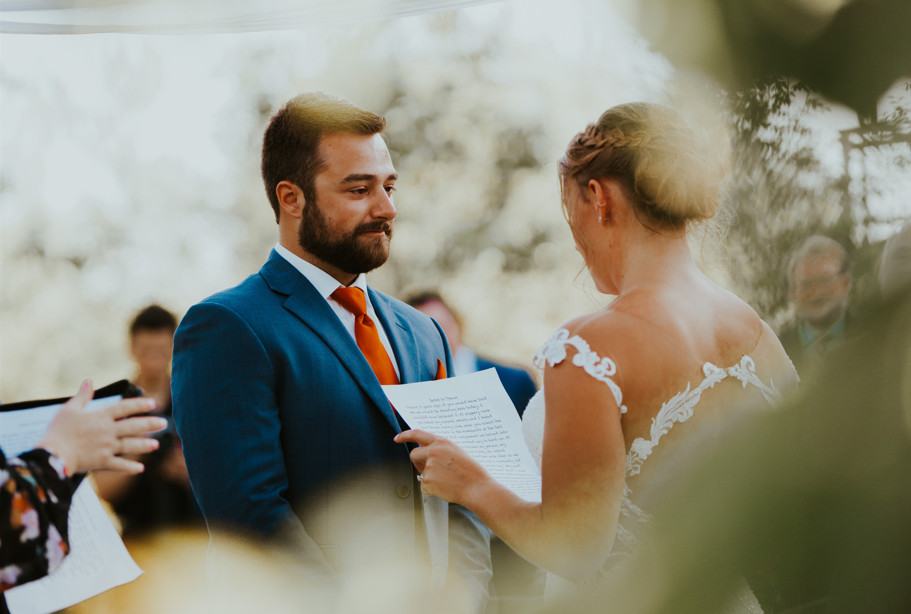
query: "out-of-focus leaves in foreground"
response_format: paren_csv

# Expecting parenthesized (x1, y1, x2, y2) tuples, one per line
(639, 0, 911, 119)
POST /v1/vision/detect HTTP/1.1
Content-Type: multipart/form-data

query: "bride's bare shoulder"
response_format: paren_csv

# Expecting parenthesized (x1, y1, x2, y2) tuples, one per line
(556, 282, 767, 370)
(557, 307, 651, 359)
(559, 306, 640, 334)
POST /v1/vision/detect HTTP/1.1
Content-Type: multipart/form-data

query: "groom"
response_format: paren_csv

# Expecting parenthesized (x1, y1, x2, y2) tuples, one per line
(172, 93, 491, 610)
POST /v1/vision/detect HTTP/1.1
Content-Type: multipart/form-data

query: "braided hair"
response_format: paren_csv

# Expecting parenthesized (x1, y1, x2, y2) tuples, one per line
(559, 103, 723, 231)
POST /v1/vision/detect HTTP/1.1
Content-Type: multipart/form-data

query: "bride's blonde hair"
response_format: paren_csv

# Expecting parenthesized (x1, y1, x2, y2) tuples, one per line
(559, 102, 723, 231)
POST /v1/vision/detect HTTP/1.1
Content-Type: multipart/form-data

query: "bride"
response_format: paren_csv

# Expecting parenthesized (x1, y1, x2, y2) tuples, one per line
(395, 102, 798, 585)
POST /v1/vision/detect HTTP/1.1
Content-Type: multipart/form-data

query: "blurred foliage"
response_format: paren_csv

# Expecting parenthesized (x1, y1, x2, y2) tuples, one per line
(641, 0, 911, 120)
(721, 77, 911, 326)
(382, 89, 548, 278)
(716, 0, 911, 120)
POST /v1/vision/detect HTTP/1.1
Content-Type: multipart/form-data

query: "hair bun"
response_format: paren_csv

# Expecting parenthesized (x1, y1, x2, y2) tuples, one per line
(563, 103, 725, 229)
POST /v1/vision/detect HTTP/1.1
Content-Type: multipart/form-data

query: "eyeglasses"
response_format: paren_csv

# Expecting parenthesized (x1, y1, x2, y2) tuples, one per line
(793, 275, 845, 293)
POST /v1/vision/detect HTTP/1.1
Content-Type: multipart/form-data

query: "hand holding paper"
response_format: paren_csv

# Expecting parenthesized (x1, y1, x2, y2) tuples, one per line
(385, 369, 541, 504)
(394, 428, 492, 505)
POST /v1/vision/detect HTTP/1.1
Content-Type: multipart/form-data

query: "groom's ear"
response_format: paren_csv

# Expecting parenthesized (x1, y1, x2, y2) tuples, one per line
(276, 181, 305, 220)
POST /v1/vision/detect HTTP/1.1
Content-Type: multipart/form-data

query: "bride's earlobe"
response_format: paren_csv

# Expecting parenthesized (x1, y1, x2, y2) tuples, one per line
(588, 179, 610, 225)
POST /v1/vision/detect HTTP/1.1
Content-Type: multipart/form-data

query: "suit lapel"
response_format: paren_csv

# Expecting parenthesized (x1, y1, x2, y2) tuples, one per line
(260, 252, 401, 434)
(369, 288, 420, 385)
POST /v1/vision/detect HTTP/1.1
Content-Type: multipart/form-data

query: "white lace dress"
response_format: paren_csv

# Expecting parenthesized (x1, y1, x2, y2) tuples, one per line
(521, 327, 795, 610)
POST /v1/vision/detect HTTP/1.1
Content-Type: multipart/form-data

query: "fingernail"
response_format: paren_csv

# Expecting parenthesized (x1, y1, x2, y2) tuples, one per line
(81, 379, 92, 391)
(146, 399, 157, 410)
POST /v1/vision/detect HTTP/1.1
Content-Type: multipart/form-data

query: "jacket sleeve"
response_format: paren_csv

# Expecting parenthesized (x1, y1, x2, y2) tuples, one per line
(0, 448, 76, 589)
(172, 301, 333, 574)
(507, 368, 538, 417)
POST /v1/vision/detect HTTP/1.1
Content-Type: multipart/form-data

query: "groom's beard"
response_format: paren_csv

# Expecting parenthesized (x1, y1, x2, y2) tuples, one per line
(298, 200, 393, 275)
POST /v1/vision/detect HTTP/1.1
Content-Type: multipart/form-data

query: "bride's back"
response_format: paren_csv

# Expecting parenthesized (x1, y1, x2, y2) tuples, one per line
(567, 271, 797, 488)
(527, 100, 798, 573)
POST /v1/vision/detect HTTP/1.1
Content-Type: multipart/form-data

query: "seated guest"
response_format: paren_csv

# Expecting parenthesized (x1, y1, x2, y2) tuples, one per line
(778, 235, 853, 377)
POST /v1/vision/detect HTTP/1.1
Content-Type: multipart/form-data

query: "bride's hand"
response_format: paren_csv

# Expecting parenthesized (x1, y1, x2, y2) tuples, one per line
(394, 429, 490, 506)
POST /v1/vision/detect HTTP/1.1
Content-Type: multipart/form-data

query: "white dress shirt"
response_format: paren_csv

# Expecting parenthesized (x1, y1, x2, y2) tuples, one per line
(274, 243, 401, 379)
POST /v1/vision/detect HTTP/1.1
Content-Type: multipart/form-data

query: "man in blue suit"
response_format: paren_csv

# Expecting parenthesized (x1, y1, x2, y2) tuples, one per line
(172, 93, 491, 610)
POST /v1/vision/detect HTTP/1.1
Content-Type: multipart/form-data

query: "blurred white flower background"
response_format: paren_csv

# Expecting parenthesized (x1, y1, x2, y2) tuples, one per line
(1, 0, 909, 401)
(0, 1, 660, 400)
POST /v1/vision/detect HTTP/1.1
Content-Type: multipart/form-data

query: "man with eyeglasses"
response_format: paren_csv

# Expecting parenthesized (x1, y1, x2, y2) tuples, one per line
(778, 235, 853, 377)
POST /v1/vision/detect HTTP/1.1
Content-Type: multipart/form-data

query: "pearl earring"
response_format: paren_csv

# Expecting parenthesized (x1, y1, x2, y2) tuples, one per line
(598, 202, 606, 224)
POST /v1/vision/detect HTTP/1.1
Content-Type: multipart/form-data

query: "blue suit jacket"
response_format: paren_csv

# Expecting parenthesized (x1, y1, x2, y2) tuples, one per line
(172, 250, 490, 604)
(475, 357, 537, 417)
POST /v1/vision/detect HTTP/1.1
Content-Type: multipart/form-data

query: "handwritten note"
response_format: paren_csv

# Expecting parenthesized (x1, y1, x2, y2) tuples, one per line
(383, 369, 541, 503)
(0, 397, 142, 614)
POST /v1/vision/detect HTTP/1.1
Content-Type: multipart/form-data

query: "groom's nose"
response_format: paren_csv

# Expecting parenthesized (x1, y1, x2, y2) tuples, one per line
(371, 190, 396, 220)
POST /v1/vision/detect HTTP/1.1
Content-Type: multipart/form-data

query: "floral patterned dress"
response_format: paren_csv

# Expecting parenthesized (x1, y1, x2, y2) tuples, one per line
(1, 448, 75, 591)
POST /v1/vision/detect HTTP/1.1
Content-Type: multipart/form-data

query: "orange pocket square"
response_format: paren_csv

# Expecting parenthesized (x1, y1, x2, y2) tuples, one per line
(435, 359, 447, 380)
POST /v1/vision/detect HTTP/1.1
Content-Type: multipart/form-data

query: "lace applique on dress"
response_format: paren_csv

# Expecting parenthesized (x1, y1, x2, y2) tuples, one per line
(524, 327, 788, 581)
(532, 328, 628, 414)
(728, 355, 785, 406)
(626, 355, 785, 478)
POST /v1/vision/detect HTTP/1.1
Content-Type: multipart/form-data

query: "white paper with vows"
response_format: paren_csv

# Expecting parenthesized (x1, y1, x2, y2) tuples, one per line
(383, 368, 542, 503)
(0, 397, 143, 614)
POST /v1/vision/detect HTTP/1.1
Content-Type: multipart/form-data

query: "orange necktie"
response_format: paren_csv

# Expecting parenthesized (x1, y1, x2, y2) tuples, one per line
(331, 286, 400, 385)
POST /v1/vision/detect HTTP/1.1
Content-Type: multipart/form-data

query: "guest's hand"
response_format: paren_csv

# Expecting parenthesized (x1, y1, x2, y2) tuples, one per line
(37, 380, 168, 476)
(394, 429, 491, 506)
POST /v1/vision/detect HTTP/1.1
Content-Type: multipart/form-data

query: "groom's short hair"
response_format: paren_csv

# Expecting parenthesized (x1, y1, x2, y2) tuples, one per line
(261, 93, 386, 223)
